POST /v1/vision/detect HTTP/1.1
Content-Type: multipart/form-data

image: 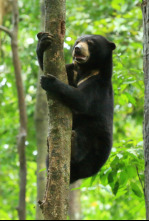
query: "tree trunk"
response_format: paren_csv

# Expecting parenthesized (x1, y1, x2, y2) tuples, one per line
(69, 181, 82, 220)
(38, 0, 72, 220)
(11, 1, 27, 220)
(0, 0, 3, 26)
(0, 0, 3, 50)
(142, 0, 149, 220)
(35, 73, 48, 220)
(0, 0, 28, 219)
(0, 1, 27, 220)
(35, 1, 47, 220)
(0, 0, 12, 26)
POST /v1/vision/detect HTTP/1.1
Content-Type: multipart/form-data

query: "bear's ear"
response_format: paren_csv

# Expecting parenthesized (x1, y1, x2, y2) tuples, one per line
(110, 42, 116, 51)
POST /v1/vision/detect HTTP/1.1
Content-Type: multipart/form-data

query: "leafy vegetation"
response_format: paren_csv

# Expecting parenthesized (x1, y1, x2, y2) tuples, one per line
(0, 0, 145, 220)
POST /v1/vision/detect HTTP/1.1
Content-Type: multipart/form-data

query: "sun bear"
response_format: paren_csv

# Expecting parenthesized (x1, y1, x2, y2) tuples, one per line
(36, 33, 116, 183)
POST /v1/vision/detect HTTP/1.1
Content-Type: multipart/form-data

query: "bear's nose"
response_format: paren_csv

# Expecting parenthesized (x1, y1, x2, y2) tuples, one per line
(75, 46, 81, 54)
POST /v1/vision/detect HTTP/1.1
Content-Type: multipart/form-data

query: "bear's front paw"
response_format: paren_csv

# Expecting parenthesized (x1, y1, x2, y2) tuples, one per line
(37, 32, 54, 54)
(40, 75, 56, 91)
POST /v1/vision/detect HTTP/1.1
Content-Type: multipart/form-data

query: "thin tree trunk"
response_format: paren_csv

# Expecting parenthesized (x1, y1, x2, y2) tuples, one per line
(38, 0, 72, 220)
(0, 0, 27, 219)
(69, 181, 82, 220)
(0, 0, 3, 49)
(142, 0, 149, 220)
(0, 0, 3, 25)
(35, 73, 48, 220)
(35, 1, 47, 220)
(11, 1, 27, 220)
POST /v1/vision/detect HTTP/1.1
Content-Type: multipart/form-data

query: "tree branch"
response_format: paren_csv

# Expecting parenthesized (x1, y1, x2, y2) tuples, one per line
(0, 25, 12, 37)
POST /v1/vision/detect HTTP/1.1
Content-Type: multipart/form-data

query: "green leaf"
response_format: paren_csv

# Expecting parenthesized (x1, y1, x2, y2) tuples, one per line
(108, 172, 114, 184)
(131, 183, 143, 198)
(113, 181, 120, 195)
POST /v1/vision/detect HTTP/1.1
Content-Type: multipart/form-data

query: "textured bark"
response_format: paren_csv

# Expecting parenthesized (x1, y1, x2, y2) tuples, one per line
(142, 0, 149, 220)
(0, 0, 27, 219)
(69, 181, 82, 220)
(38, 0, 72, 220)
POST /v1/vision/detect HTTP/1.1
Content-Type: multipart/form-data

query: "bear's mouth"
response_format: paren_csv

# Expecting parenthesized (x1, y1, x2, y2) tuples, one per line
(74, 55, 89, 63)
(72, 41, 90, 64)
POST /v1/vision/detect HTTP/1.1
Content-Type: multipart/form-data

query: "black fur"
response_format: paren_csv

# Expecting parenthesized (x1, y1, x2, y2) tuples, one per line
(36, 33, 116, 183)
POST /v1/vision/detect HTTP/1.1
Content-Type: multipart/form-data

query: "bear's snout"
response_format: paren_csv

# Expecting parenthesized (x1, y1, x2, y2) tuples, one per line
(75, 46, 82, 55)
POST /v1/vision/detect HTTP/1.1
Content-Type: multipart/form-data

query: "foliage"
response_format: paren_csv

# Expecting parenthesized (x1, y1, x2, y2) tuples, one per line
(0, 0, 145, 220)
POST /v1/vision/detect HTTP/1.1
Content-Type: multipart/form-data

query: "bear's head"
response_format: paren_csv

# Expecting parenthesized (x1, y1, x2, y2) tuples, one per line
(72, 35, 116, 72)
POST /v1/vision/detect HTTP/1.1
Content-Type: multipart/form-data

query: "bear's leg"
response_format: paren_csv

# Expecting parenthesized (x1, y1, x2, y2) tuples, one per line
(71, 130, 90, 163)
(70, 140, 112, 183)
(70, 154, 100, 184)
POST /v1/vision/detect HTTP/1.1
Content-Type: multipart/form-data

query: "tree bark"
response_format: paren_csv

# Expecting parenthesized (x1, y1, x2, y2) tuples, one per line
(35, 1, 47, 220)
(0, 0, 12, 28)
(35, 72, 48, 220)
(0, 0, 3, 26)
(35, 75, 48, 221)
(142, 0, 149, 220)
(12, 1, 27, 220)
(38, 0, 72, 220)
(69, 181, 82, 220)
(0, 0, 4, 49)
(0, 0, 27, 220)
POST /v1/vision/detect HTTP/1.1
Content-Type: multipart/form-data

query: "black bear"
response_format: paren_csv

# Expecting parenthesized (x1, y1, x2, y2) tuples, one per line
(36, 33, 116, 183)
